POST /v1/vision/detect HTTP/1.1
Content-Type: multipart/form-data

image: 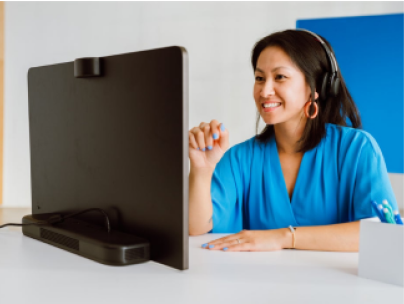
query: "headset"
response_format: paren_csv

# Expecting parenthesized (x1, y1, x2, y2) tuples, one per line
(296, 29, 340, 100)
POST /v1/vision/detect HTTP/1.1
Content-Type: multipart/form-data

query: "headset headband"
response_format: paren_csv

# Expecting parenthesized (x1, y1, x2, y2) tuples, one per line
(296, 29, 338, 74)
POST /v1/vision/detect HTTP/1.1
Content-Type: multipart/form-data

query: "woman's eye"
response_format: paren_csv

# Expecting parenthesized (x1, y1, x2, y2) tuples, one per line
(275, 74, 286, 80)
(255, 76, 263, 81)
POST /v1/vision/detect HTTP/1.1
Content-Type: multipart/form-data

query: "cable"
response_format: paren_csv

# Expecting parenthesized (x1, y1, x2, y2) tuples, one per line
(0, 208, 111, 233)
(0, 219, 50, 229)
(0, 222, 47, 229)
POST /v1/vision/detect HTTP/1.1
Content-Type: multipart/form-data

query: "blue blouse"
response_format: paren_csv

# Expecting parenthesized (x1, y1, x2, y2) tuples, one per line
(210, 123, 398, 233)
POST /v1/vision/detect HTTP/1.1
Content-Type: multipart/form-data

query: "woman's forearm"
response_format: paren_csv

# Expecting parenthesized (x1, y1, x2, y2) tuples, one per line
(188, 167, 214, 236)
(287, 221, 360, 252)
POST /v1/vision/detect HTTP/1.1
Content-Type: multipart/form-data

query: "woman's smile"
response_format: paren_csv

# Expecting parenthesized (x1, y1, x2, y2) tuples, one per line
(262, 102, 282, 112)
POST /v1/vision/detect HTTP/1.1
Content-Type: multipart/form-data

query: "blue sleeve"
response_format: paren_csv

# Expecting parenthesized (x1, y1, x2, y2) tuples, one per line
(209, 146, 245, 233)
(352, 139, 399, 221)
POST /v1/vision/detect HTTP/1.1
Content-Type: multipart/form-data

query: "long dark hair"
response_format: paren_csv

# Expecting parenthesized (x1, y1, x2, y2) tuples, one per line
(251, 29, 362, 152)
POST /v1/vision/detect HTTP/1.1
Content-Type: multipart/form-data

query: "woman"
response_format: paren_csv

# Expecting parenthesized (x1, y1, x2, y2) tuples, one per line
(188, 29, 398, 252)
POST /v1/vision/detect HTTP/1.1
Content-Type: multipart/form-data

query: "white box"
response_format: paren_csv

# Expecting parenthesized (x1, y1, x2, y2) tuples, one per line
(358, 217, 404, 287)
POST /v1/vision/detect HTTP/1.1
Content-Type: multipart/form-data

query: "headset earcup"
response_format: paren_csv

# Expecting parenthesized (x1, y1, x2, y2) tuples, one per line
(320, 72, 329, 100)
(331, 76, 340, 97)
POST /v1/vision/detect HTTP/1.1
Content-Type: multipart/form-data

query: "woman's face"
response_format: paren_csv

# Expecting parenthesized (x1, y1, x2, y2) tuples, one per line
(253, 46, 317, 127)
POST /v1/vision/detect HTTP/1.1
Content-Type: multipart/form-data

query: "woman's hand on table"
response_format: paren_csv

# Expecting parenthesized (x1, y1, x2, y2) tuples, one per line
(201, 229, 293, 252)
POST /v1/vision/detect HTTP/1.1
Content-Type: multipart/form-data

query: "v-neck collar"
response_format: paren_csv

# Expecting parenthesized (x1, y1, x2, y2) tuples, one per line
(270, 135, 307, 206)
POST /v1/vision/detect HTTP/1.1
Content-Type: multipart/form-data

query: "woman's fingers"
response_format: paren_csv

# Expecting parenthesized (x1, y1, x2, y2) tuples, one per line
(188, 130, 199, 150)
(198, 122, 208, 129)
(202, 236, 244, 250)
(218, 122, 229, 150)
(203, 124, 213, 151)
(193, 127, 206, 151)
(205, 119, 229, 151)
(209, 120, 221, 142)
(208, 119, 229, 150)
(199, 122, 213, 151)
(189, 120, 228, 151)
(201, 240, 251, 252)
(223, 243, 251, 252)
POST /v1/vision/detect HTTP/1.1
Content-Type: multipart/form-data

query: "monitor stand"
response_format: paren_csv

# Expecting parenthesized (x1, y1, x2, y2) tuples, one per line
(22, 213, 150, 266)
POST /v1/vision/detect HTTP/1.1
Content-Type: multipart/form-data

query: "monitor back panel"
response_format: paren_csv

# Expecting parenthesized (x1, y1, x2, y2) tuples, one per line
(28, 46, 189, 270)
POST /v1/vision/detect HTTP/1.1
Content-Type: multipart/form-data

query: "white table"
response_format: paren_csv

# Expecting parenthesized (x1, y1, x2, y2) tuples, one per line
(0, 229, 402, 304)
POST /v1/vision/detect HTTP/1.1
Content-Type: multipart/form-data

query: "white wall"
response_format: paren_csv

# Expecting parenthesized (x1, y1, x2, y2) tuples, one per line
(3, 2, 404, 208)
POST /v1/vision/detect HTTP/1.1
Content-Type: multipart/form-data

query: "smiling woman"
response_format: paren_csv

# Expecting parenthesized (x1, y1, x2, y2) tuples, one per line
(252, 30, 361, 152)
(188, 29, 398, 253)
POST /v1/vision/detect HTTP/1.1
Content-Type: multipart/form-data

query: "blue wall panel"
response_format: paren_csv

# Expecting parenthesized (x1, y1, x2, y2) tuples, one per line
(297, 14, 403, 173)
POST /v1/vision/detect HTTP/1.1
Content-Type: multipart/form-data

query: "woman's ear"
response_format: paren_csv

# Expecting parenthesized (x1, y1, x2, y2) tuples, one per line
(309, 91, 319, 102)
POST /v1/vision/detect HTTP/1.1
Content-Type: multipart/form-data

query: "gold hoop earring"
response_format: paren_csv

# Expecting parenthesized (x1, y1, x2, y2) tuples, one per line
(304, 101, 318, 119)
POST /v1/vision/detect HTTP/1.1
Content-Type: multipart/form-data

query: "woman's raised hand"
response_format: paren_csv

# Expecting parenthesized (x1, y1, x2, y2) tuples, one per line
(189, 120, 229, 170)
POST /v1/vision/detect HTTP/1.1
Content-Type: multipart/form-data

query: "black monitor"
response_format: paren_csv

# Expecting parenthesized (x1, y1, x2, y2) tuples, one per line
(27, 46, 189, 270)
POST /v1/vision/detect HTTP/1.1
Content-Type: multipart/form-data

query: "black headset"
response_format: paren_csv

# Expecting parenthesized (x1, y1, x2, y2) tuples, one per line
(296, 29, 340, 100)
